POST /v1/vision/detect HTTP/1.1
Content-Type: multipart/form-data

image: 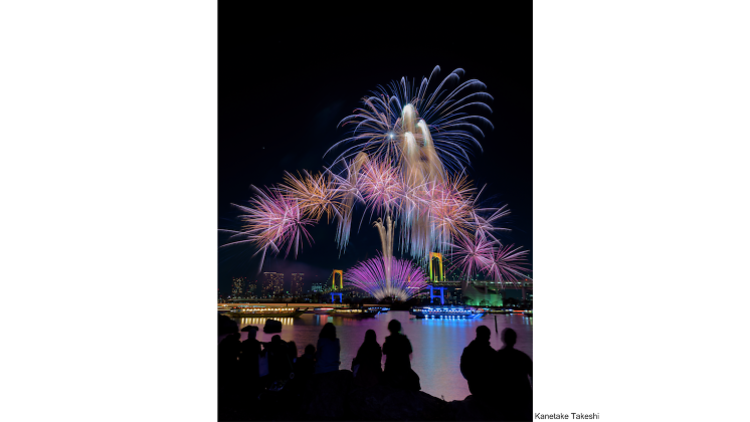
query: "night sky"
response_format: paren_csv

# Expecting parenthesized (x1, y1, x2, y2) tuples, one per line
(218, 5, 532, 292)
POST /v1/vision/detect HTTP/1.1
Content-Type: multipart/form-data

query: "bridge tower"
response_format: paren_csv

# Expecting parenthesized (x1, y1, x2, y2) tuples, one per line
(430, 286, 447, 305)
(428, 252, 446, 304)
(331, 269, 343, 290)
(429, 252, 444, 283)
(330, 292, 343, 303)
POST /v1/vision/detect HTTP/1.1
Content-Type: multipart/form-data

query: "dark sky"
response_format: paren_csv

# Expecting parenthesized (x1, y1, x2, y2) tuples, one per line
(218, 6, 532, 292)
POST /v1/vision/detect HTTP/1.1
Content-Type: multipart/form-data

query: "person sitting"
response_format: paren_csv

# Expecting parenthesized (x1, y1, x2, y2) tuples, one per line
(294, 344, 316, 379)
(382, 319, 420, 391)
(460, 325, 496, 399)
(352, 329, 382, 388)
(496, 328, 533, 421)
(314, 323, 341, 374)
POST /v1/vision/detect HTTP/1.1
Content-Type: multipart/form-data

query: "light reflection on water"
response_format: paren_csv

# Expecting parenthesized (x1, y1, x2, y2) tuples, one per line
(230, 311, 532, 402)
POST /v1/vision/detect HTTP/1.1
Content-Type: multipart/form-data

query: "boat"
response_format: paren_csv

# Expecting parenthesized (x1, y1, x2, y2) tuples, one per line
(367, 306, 391, 313)
(225, 306, 304, 318)
(410, 305, 486, 319)
(327, 308, 379, 318)
(486, 308, 513, 315)
(306, 307, 335, 315)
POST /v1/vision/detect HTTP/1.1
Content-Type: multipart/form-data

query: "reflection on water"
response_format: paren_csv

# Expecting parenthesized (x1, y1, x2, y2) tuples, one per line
(230, 311, 532, 402)
(239, 317, 295, 327)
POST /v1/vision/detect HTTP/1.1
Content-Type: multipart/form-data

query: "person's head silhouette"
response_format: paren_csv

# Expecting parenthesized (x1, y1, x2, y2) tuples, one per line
(387, 319, 402, 335)
(364, 329, 377, 343)
(476, 325, 491, 342)
(287, 341, 298, 359)
(319, 322, 337, 340)
(501, 328, 517, 348)
(247, 328, 257, 340)
(304, 344, 315, 355)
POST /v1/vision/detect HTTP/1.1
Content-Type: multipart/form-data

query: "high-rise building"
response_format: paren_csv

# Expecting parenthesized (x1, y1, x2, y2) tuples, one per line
(231, 276, 246, 297)
(245, 279, 259, 297)
(291, 273, 304, 295)
(263, 272, 285, 296)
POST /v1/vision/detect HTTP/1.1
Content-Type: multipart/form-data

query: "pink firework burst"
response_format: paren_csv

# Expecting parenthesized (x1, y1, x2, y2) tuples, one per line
(221, 185, 315, 270)
(448, 233, 496, 285)
(425, 176, 475, 248)
(358, 158, 402, 214)
(487, 244, 531, 287)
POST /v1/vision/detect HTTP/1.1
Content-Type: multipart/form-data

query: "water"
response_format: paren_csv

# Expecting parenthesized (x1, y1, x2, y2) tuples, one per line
(232, 310, 532, 402)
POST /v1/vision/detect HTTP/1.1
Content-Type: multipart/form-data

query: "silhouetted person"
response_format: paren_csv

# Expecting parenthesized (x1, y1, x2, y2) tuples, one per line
(286, 340, 298, 365)
(352, 329, 382, 388)
(240, 328, 262, 388)
(266, 335, 293, 381)
(496, 328, 533, 421)
(294, 344, 316, 379)
(218, 332, 242, 409)
(382, 319, 420, 391)
(460, 325, 496, 399)
(315, 323, 341, 374)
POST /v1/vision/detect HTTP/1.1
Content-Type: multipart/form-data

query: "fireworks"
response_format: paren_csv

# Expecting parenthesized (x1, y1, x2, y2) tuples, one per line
(345, 254, 428, 302)
(281, 170, 344, 223)
(487, 244, 532, 287)
(221, 66, 531, 290)
(322, 67, 493, 260)
(326, 65, 494, 173)
(448, 233, 497, 283)
(358, 158, 402, 214)
(220, 185, 315, 270)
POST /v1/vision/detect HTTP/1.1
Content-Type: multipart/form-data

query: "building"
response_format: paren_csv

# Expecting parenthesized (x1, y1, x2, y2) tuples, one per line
(311, 282, 323, 293)
(263, 272, 285, 297)
(290, 273, 304, 295)
(245, 279, 259, 297)
(231, 276, 246, 297)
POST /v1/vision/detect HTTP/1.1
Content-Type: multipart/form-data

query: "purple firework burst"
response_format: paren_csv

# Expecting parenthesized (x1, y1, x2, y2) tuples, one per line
(345, 255, 427, 301)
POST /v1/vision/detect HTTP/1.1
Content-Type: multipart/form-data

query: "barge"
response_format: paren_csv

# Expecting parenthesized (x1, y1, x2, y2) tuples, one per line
(328, 308, 379, 319)
(225, 306, 304, 318)
(409, 306, 486, 319)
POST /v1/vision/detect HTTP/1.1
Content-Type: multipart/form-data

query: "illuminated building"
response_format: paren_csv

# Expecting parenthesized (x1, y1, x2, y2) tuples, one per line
(311, 283, 323, 293)
(231, 276, 245, 297)
(263, 272, 284, 296)
(245, 279, 259, 297)
(291, 273, 304, 295)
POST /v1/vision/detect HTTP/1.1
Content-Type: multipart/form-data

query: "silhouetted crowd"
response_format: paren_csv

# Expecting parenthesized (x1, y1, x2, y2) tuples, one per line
(218, 317, 532, 421)
(461, 326, 533, 421)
